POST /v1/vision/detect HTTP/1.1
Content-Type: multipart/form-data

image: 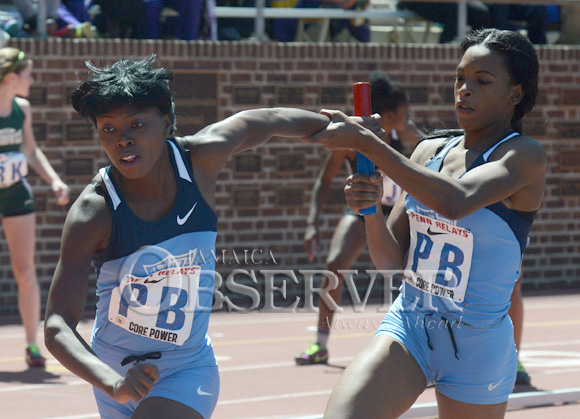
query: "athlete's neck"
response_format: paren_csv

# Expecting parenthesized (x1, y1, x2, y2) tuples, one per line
(0, 92, 15, 117)
(463, 125, 515, 151)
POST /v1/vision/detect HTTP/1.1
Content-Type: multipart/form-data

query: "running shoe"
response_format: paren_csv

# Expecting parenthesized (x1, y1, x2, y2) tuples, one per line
(295, 343, 328, 365)
(25, 344, 46, 368)
(515, 360, 531, 385)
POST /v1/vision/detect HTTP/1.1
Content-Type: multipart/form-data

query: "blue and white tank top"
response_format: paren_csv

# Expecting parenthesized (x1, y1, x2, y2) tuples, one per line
(401, 133, 534, 327)
(91, 138, 218, 360)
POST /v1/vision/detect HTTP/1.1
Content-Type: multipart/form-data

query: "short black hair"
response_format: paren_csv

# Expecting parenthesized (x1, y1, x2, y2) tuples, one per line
(71, 55, 176, 135)
(369, 71, 409, 114)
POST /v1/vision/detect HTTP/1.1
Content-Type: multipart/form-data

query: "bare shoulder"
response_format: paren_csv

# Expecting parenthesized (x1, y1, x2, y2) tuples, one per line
(181, 125, 230, 155)
(177, 133, 219, 165)
(64, 175, 112, 251)
(513, 134, 546, 159)
(179, 124, 238, 181)
(71, 183, 109, 221)
(409, 137, 450, 164)
(495, 134, 547, 167)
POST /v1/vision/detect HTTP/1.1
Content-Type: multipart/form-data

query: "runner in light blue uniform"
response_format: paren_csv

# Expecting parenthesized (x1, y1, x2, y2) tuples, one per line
(91, 138, 219, 418)
(312, 29, 546, 419)
(44, 56, 384, 419)
(377, 132, 534, 405)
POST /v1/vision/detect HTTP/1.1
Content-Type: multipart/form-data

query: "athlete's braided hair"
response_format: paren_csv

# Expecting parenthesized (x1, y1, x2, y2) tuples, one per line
(71, 55, 176, 135)
(460, 28, 539, 133)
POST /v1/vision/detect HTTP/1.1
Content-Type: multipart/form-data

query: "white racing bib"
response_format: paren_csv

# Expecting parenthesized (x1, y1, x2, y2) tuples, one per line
(403, 210, 473, 302)
(0, 152, 27, 188)
(109, 265, 201, 346)
(381, 173, 402, 207)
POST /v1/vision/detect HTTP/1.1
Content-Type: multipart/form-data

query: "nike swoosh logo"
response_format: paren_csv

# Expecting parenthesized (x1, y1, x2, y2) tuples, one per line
(144, 276, 168, 284)
(427, 226, 447, 236)
(177, 202, 198, 225)
(488, 377, 506, 391)
(197, 385, 213, 396)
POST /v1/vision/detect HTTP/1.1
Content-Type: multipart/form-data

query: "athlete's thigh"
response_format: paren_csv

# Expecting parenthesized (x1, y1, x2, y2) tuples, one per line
(132, 396, 203, 419)
(326, 215, 367, 269)
(324, 335, 426, 419)
(2, 213, 36, 266)
(436, 391, 508, 419)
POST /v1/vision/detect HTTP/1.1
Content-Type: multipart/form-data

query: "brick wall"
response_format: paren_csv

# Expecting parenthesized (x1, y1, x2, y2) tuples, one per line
(0, 38, 578, 314)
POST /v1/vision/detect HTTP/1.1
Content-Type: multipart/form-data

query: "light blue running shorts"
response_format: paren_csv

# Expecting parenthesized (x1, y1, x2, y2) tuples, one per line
(376, 296, 517, 405)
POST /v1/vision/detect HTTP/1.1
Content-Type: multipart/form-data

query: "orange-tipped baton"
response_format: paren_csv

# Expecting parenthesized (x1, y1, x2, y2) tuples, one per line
(353, 82, 376, 215)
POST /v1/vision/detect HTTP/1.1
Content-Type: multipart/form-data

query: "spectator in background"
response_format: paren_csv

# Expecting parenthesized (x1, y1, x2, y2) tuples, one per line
(0, 5, 22, 39)
(325, 0, 370, 42)
(201, 0, 218, 41)
(217, 0, 256, 41)
(557, 3, 580, 44)
(52, 0, 96, 38)
(11, 0, 59, 35)
(486, 4, 547, 45)
(397, 1, 490, 43)
(12, 0, 95, 38)
(123, 0, 209, 41)
(271, 0, 300, 42)
(93, 0, 144, 38)
(132, 0, 164, 40)
(163, 0, 205, 41)
(273, 0, 370, 43)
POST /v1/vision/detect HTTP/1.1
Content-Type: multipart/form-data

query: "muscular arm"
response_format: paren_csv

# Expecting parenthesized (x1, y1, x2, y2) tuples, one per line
(44, 183, 117, 391)
(188, 108, 331, 179)
(362, 134, 546, 219)
(44, 183, 158, 402)
(362, 196, 410, 271)
(314, 111, 546, 219)
(177, 108, 330, 210)
(346, 150, 422, 271)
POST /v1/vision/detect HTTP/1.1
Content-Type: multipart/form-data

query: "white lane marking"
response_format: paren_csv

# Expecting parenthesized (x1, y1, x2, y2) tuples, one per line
(220, 357, 354, 372)
(218, 389, 332, 405)
(520, 350, 580, 368)
(0, 380, 87, 393)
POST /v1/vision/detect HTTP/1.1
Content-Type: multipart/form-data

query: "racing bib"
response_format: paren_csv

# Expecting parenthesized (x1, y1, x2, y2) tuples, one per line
(109, 265, 201, 346)
(0, 152, 27, 188)
(381, 173, 402, 207)
(403, 210, 473, 302)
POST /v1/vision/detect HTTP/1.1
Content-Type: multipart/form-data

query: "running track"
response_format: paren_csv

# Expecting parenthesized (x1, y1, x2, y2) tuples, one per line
(0, 291, 579, 418)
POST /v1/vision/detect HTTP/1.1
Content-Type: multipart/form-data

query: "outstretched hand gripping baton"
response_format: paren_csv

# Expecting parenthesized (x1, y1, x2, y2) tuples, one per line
(353, 82, 376, 215)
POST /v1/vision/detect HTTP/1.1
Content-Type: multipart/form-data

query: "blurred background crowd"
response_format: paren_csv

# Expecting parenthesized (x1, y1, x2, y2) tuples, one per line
(0, 0, 578, 45)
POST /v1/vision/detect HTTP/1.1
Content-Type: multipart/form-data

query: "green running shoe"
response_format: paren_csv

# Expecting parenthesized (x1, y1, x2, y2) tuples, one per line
(515, 360, 531, 385)
(295, 343, 328, 365)
(25, 344, 46, 368)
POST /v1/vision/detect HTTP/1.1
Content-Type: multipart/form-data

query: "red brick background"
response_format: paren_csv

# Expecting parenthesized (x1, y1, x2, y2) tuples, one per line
(0, 38, 578, 313)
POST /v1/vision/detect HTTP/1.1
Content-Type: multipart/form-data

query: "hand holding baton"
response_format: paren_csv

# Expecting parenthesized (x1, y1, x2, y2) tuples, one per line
(353, 82, 376, 215)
